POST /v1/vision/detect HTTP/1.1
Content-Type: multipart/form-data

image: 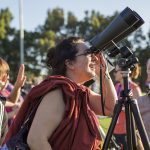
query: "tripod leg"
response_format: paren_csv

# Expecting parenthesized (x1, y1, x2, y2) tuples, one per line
(130, 99, 150, 149)
(126, 103, 138, 150)
(102, 100, 123, 150)
(125, 102, 133, 150)
(130, 112, 137, 149)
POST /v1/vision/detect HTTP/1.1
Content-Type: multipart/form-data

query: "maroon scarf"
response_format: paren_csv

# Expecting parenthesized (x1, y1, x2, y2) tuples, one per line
(4, 76, 101, 150)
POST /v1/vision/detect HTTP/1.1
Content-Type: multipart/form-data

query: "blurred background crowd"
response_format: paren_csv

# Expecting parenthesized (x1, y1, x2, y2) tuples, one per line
(0, 1, 150, 149)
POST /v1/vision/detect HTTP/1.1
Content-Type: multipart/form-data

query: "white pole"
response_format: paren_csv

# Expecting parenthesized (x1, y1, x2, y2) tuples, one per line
(19, 0, 24, 64)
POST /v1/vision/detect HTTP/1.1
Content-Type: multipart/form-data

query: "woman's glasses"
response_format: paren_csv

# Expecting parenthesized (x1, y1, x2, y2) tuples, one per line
(75, 49, 93, 57)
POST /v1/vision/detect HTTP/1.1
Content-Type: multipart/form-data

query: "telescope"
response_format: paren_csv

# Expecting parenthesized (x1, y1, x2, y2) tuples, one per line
(87, 7, 144, 53)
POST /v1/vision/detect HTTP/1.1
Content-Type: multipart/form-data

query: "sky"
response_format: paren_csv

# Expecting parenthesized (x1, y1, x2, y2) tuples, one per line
(0, 0, 150, 35)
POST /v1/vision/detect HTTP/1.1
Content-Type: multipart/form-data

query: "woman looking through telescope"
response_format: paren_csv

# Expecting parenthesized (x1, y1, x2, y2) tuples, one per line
(3, 37, 117, 150)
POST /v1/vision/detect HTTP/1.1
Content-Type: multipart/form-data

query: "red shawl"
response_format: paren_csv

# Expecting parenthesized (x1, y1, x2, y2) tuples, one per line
(4, 76, 101, 150)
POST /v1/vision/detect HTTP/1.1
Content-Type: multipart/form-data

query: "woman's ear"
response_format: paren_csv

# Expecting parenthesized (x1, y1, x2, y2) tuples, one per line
(65, 59, 74, 70)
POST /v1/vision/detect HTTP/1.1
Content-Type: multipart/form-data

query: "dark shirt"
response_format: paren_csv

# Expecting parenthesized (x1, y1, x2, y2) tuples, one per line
(0, 96, 8, 145)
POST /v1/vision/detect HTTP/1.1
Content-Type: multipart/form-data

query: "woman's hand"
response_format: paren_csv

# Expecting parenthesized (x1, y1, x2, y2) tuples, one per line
(95, 52, 109, 78)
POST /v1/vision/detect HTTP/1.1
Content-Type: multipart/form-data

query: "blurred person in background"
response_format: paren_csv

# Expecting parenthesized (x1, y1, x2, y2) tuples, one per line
(0, 58, 26, 145)
(137, 58, 150, 141)
(145, 58, 150, 92)
(113, 63, 142, 149)
(21, 76, 43, 98)
(4, 37, 117, 150)
(0, 82, 23, 127)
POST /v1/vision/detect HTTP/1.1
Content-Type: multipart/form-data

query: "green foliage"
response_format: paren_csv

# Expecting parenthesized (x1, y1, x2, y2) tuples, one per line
(0, 7, 149, 89)
(44, 8, 64, 32)
(66, 11, 78, 35)
(99, 117, 111, 134)
(0, 8, 13, 39)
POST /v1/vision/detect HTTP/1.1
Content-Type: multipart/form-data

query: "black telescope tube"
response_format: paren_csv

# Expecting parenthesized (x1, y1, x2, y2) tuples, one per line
(120, 7, 139, 26)
(89, 7, 140, 53)
(115, 18, 144, 41)
(105, 17, 144, 50)
(112, 10, 144, 45)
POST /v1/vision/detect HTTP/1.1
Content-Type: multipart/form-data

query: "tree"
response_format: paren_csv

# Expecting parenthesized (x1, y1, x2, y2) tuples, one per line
(66, 11, 78, 36)
(43, 8, 64, 33)
(0, 8, 19, 82)
(1, 7, 149, 87)
(0, 8, 13, 40)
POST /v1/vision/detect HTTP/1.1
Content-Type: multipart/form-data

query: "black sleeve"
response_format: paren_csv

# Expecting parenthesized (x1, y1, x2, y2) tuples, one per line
(0, 96, 7, 105)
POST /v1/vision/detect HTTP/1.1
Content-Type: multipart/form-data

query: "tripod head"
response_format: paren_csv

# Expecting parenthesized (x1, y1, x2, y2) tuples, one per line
(102, 46, 150, 150)
(108, 44, 139, 69)
(110, 45, 139, 97)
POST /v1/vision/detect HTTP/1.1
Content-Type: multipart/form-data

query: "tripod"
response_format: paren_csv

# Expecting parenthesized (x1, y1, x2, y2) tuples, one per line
(102, 68, 150, 150)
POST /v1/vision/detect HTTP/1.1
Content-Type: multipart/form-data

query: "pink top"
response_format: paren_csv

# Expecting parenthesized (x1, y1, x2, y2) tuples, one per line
(114, 81, 140, 134)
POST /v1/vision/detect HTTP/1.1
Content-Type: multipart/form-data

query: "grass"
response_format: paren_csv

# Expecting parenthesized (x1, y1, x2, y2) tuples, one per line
(98, 117, 112, 134)
(98, 117, 113, 149)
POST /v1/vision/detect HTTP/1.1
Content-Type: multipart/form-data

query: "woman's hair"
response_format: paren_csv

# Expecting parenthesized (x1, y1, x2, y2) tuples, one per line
(0, 58, 10, 78)
(46, 37, 84, 76)
(130, 63, 141, 80)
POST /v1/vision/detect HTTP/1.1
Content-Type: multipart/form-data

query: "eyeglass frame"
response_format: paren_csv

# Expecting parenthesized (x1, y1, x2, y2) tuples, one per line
(75, 49, 94, 57)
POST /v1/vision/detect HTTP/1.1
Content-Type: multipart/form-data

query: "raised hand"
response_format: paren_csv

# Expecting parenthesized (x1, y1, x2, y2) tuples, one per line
(95, 52, 108, 77)
(14, 64, 26, 89)
(8, 64, 26, 103)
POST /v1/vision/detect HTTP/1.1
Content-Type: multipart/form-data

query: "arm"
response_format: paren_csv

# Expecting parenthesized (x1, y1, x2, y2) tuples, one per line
(89, 74, 117, 116)
(132, 86, 142, 99)
(27, 89, 65, 150)
(7, 64, 26, 104)
(5, 101, 17, 107)
(89, 53, 117, 116)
